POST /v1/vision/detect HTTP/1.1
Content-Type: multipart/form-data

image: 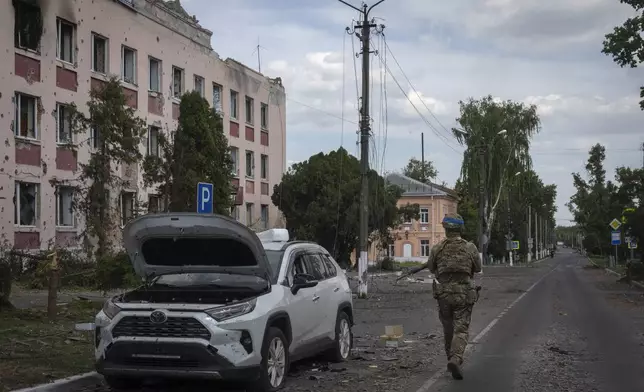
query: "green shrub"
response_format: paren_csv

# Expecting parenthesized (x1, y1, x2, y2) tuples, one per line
(19, 249, 96, 289)
(95, 251, 140, 291)
(379, 257, 396, 271)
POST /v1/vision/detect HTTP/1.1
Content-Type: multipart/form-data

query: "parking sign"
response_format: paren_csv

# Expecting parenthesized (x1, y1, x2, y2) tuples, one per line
(197, 182, 214, 214)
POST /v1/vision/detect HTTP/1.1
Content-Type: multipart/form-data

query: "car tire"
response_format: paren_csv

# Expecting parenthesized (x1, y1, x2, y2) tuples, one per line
(327, 311, 353, 363)
(248, 327, 289, 392)
(103, 376, 141, 390)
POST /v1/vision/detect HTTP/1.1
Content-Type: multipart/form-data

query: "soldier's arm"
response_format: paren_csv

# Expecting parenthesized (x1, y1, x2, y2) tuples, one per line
(468, 243, 482, 274)
(428, 246, 438, 274)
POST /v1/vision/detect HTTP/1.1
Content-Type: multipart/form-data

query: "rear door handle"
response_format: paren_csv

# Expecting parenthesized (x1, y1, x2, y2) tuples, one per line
(312, 295, 320, 302)
(333, 287, 340, 292)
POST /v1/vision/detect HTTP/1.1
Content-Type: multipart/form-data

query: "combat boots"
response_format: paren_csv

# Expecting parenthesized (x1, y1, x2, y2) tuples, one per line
(447, 358, 463, 380)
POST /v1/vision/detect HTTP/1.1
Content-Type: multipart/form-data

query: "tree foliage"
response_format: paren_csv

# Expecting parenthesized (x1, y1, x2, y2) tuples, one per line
(402, 157, 437, 183)
(167, 91, 234, 214)
(271, 148, 412, 266)
(141, 128, 174, 211)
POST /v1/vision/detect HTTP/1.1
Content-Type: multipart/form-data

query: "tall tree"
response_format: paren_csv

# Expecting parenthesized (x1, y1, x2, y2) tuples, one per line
(402, 157, 438, 183)
(602, 0, 644, 109)
(141, 128, 174, 211)
(452, 95, 541, 260)
(169, 91, 233, 214)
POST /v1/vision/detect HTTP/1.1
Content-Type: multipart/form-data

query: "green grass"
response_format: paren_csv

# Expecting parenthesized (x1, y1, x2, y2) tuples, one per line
(0, 300, 101, 391)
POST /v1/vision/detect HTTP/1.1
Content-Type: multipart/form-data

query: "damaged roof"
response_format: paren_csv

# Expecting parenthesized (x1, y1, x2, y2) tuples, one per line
(386, 173, 457, 198)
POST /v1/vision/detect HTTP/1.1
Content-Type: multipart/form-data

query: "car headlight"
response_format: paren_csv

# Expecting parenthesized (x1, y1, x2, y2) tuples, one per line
(102, 299, 121, 319)
(206, 298, 257, 322)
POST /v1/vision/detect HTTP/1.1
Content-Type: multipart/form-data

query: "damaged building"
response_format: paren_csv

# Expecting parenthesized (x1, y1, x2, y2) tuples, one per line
(1, 0, 287, 250)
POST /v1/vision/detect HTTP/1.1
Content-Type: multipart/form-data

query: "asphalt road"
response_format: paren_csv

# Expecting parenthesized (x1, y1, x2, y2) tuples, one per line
(421, 249, 644, 392)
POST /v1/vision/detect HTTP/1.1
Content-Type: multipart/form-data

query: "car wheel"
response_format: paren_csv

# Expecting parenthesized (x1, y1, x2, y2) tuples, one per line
(327, 311, 352, 363)
(103, 376, 141, 390)
(249, 327, 289, 392)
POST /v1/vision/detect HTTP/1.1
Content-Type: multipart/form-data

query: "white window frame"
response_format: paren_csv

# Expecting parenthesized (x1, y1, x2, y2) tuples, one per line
(90, 126, 100, 149)
(147, 126, 160, 157)
(149, 57, 161, 92)
(212, 83, 223, 114)
(260, 204, 269, 229)
(91, 33, 108, 73)
(172, 66, 184, 99)
(230, 147, 239, 177)
(14, 181, 39, 227)
(245, 96, 254, 125)
(56, 18, 75, 64)
(56, 103, 73, 144)
(245, 150, 255, 178)
(120, 191, 137, 227)
(230, 90, 238, 120)
(388, 244, 395, 257)
(260, 102, 269, 129)
(420, 239, 430, 257)
(260, 154, 268, 180)
(420, 207, 429, 224)
(194, 75, 205, 97)
(121, 45, 137, 85)
(246, 203, 254, 226)
(55, 186, 75, 227)
(14, 92, 38, 140)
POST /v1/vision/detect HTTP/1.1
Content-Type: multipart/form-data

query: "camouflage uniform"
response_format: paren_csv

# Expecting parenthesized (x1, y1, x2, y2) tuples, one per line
(427, 213, 481, 379)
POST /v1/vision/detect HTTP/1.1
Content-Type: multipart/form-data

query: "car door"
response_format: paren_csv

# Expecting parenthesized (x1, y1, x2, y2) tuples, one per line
(285, 252, 325, 351)
(303, 252, 336, 341)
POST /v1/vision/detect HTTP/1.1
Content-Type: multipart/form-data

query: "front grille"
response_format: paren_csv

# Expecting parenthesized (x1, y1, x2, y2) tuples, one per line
(112, 316, 211, 340)
(120, 357, 200, 368)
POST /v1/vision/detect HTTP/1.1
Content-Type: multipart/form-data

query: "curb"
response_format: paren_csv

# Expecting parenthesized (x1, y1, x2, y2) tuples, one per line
(586, 257, 644, 291)
(11, 372, 101, 392)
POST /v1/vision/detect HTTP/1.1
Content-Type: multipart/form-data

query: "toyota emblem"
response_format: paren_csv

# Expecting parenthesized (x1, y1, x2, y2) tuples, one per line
(150, 310, 168, 324)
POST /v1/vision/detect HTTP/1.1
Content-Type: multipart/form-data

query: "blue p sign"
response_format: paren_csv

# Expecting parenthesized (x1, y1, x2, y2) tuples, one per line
(197, 182, 214, 214)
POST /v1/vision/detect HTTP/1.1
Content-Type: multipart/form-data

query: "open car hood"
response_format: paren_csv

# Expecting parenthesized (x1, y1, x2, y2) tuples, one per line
(122, 213, 272, 281)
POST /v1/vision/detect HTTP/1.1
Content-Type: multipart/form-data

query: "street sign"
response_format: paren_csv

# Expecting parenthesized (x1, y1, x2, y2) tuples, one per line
(628, 240, 638, 249)
(609, 218, 621, 230)
(197, 182, 214, 214)
(611, 230, 621, 246)
(511, 241, 520, 250)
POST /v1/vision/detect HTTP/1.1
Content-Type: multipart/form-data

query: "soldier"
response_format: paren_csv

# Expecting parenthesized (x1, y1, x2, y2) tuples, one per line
(399, 213, 481, 380)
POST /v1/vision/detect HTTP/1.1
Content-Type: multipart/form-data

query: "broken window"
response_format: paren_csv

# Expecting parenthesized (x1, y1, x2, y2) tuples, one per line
(194, 75, 205, 97)
(172, 66, 184, 98)
(246, 203, 254, 226)
(261, 204, 269, 229)
(260, 154, 268, 179)
(230, 90, 238, 119)
(14, 181, 39, 226)
(245, 96, 254, 124)
(261, 102, 268, 129)
(245, 150, 255, 178)
(14, 92, 37, 139)
(56, 18, 75, 63)
(120, 191, 136, 226)
(212, 84, 223, 114)
(149, 57, 161, 92)
(147, 126, 160, 157)
(56, 186, 75, 227)
(121, 46, 136, 84)
(92, 33, 108, 73)
(148, 194, 162, 213)
(14, 0, 42, 52)
(56, 103, 72, 144)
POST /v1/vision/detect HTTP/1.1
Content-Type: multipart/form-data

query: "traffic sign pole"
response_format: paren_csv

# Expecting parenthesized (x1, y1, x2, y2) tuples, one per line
(609, 219, 622, 268)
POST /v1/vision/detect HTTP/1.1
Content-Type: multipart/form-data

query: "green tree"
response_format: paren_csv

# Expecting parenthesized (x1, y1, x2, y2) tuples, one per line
(68, 77, 146, 259)
(452, 95, 541, 261)
(402, 157, 437, 183)
(602, 0, 644, 109)
(141, 128, 174, 211)
(169, 91, 233, 214)
(271, 148, 407, 266)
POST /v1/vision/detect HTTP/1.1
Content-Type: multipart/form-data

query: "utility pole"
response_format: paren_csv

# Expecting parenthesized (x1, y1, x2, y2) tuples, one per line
(527, 205, 532, 263)
(478, 147, 486, 265)
(340, 0, 385, 297)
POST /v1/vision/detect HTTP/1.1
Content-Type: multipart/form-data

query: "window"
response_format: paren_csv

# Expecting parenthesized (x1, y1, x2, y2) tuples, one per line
(261, 103, 268, 129)
(121, 191, 136, 226)
(304, 254, 326, 281)
(56, 18, 75, 63)
(14, 182, 39, 226)
(230, 91, 238, 119)
(420, 207, 429, 224)
(245, 150, 255, 178)
(14, 1, 42, 51)
(194, 75, 205, 97)
(149, 57, 161, 92)
(56, 104, 72, 144)
(148, 194, 165, 213)
(121, 46, 136, 84)
(245, 96, 254, 124)
(232, 205, 240, 221)
(212, 84, 222, 113)
(420, 239, 430, 257)
(321, 254, 338, 277)
(246, 203, 254, 226)
(230, 147, 239, 176)
(260, 154, 268, 179)
(14, 93, 37, 139)
(172, 66, 184, 98)
(260, 204, 269, 229)
(388, 244, 395, 257)
(91, 33, 108, 73)
(56, 186, 75, 227)
(90, 126, 100, 149)
(147, 126, 160, 156)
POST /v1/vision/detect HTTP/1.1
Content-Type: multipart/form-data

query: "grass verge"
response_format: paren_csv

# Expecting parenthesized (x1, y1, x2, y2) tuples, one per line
(0, 300, 101, 391)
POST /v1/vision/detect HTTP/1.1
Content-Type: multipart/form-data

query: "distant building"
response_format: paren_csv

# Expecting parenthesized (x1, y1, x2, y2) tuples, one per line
(3, 0, 286, 250)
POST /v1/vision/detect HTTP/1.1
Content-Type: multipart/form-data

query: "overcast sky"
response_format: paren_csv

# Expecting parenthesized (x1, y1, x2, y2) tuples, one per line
(181, 0, 644, 226)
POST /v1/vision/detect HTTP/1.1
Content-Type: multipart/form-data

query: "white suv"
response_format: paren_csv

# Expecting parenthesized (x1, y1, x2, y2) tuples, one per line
(94, 213, 354, 391)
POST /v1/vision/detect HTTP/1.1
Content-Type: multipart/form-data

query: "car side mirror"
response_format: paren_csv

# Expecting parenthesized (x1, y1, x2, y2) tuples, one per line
(291, 273, 318, 295)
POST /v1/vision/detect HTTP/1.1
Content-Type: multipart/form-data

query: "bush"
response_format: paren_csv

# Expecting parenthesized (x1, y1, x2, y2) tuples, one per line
(20, 249, 96, 289)
(95, 251, 140, 291)
(379, 257, 396, 271)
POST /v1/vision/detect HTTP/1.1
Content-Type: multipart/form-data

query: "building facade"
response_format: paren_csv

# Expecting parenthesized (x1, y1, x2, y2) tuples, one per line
(2, 0, 286, 250)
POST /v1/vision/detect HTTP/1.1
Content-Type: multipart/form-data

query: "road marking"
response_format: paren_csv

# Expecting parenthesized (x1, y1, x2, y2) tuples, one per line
(414, 265, 558, 392)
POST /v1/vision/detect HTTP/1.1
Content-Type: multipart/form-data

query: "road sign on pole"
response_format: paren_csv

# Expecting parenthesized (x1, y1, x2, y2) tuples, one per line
(609, 218, 621, 231)
(611, 230, 621, 246)
(511, 241, 520, 250)
(197, 182, 214, 214)
(628, 240, 638, 249)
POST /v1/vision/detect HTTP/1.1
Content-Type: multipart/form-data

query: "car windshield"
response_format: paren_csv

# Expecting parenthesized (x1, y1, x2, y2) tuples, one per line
(153, 273, 268, 291)
(265, 250, 284, 281)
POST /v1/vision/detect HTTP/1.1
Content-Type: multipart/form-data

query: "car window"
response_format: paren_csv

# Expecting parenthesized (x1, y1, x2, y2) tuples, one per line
(265, 250, 284, 281)
(289, 254, 309, 281)
(321, 254, 337, 277)
(304, 254, 327, 281)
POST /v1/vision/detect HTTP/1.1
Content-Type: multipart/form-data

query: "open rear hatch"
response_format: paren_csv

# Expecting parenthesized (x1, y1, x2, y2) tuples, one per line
(122, 213, 273, 281)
